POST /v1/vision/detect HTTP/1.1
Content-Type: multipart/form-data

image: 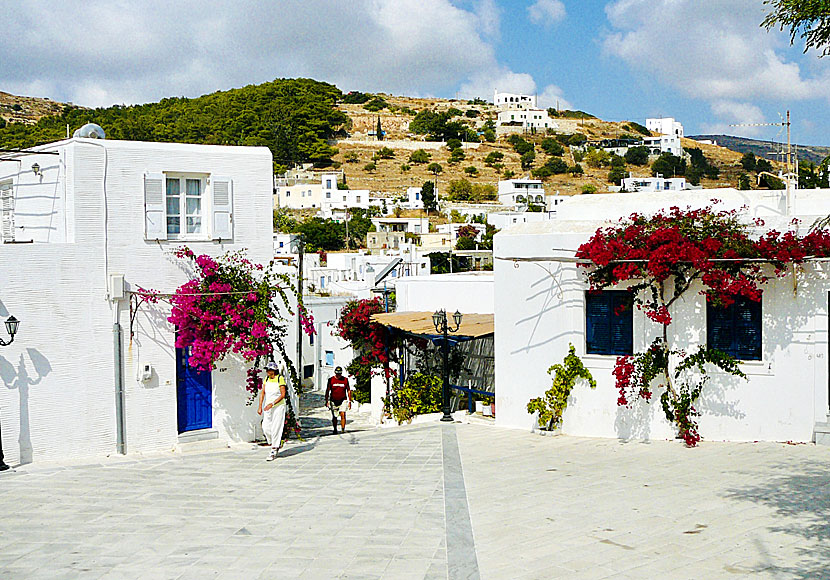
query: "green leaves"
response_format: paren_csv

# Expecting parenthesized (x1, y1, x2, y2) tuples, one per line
(527, 344, 595, 430)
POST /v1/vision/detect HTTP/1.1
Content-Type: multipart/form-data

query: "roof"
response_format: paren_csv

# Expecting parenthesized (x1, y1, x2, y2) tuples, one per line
(371, 311, 494, 338)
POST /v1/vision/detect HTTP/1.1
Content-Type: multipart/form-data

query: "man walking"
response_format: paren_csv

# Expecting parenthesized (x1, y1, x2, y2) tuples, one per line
(325, 366, 351, 434)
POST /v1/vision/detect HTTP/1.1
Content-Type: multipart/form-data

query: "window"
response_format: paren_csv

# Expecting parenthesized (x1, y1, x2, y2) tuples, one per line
(165, 176, 203, 236)
(303, 365, 314, 379)
(309, 332, 314, 346)
(707, 296, 762, 360)
(325, 351, 334, 366)
(326, 179, 332, 189)
(326, 192, 331, 199)
(585, 291, 633, 355)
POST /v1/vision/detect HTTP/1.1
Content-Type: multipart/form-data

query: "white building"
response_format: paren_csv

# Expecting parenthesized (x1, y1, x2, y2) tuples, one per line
(402, 186, 424, 210)
(486, 211, 553, 231)
(275, 172, 378, 215)
(496, 109, 556, 133)
(493, 187, 830, 444)
(643, 135, 683, 157)
(620, 176, 688, 192)
(0, 138, 277, 465)
(302, 295, 355, 392)
(494, 91, 537, 110)
(498, 178, 546, 208)
(436, 222, 486, 242)
(370, 216, 429, 235)
(646, 117, 684, 139)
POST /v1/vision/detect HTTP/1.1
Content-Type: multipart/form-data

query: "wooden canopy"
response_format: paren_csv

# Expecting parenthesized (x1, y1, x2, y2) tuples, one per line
(371, 311, 494, 338)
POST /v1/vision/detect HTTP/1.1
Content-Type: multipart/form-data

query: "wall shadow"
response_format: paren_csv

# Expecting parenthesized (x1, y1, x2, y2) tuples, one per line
(0, 348, 53, 465)
(723, 461, 830, 579)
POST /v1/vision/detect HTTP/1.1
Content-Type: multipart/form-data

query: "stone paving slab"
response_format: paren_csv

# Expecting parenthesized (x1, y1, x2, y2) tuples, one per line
(455, 426, 830, 580)
(2, 412, 830, 579)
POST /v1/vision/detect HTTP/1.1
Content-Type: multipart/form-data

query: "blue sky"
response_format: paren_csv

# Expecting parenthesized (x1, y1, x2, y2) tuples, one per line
(2, 1, 829, 145)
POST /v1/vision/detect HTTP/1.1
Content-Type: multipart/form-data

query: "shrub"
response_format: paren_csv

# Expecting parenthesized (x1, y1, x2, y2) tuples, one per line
(521, 150, 536, 169)
(464, 166, 479, 176)
(400, 163, 411, 173)
(375, 146, 395, 159)
(449, 149, 466, 164)
(344, 152, 358, 163)
(541, 138, 565, 156)
(409, 149, 431, 164)
(364, 162, 377, 172)
(624, 146, 649, 165)
(447, 138, 462, 150)
(342, 91, 370, 104)
(484, 151, 504, 166)
(364, 97, 388, 112)
(388, 372, 442, 424)
(581, 184, 597, 194)
(427, 162, 443, 175)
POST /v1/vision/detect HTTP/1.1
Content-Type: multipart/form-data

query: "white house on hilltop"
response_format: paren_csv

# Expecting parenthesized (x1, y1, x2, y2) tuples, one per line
(646, 117, 684, 139)
(494, 91, 536, 109)
(0, 137, 277, 466)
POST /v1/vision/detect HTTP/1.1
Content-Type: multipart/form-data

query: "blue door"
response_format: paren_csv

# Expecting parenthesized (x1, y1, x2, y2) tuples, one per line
(176, 346, 212, 432)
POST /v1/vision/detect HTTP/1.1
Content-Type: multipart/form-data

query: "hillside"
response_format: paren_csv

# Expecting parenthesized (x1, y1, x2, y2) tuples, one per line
(0, 91, 66, 126)
(0, 81, 783, 197)
(689, 134, 830, 165)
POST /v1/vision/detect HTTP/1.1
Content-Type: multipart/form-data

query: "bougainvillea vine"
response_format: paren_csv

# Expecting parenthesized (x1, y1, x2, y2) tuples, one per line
(137, 247, 311, 438)
(576, 205, 830, 446)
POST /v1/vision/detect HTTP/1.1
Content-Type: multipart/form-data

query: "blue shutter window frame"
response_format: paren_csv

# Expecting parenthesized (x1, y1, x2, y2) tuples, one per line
(586, 290, 634, 356)
(707, 296, 762, 360)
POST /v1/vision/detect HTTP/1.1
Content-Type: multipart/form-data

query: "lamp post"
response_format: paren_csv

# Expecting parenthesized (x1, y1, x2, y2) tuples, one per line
(0, 315, 20, 472)
(432, 309, 462, 422)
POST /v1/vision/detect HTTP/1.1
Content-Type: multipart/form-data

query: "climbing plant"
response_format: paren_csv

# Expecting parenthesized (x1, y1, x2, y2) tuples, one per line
(527, 344, 596, 431)
(138, 247, 312, 437)
(575, 205, 830, 446)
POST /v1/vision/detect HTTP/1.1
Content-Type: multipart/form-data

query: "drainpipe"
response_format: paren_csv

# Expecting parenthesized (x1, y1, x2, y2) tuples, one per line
(113, 305, 126, 454)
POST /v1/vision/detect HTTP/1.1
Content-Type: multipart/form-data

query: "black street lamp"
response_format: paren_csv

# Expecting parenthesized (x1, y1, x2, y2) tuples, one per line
(432, 309, 462, 422)
(0, 315, 19, 472)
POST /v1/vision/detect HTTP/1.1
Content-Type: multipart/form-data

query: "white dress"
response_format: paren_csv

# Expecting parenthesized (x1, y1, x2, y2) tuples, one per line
(262, 376, 287, 450)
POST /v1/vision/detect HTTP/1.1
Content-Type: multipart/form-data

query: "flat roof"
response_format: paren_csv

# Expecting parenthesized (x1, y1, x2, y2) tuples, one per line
(371, 311, 494, 338)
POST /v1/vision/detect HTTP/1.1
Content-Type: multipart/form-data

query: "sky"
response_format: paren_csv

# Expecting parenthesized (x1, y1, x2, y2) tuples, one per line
(2, 0, 830, 145)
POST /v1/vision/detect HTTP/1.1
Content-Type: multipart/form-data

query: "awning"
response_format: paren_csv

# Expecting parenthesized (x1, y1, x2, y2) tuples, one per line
(371, 311, 494, 339)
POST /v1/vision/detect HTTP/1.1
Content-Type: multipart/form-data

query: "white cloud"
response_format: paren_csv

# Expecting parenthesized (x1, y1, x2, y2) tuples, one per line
(527, 0, 567, 26)
(603, 0, 830, 104)
(459, 67, 537, 102)
(702, 101, 768, 137)
(538, 84, 573, 111)
(0, 0, 548, 108)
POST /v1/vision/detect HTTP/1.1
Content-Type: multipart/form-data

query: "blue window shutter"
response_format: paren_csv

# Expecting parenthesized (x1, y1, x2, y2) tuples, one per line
(610, 292, 633, 355)
(586, 291, 632, 355)
(736, 299, 762, 360)
(707, 297, 761, 360)
(586, 293, 611, 354)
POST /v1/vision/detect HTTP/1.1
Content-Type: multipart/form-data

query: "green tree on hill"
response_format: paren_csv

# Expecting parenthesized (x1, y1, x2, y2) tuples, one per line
(0, 78, 347, 167)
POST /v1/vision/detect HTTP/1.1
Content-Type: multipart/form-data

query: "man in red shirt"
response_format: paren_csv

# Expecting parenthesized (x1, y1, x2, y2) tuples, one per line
(325, 366, 352, 434)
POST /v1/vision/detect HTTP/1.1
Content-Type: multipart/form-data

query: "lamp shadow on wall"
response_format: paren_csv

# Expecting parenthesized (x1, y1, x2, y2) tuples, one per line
(0, 348, 53, 465)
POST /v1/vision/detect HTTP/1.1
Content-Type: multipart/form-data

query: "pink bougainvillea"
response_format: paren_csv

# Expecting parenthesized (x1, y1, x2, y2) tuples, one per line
(138, 247, 310, 438)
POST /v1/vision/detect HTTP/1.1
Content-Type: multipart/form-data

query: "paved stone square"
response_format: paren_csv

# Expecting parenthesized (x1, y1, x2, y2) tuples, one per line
(1, 411, 829, 579)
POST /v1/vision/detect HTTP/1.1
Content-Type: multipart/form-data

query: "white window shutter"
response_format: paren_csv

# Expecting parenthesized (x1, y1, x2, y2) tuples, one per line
(211, 176, 233, 240)
(144, 173, 166, 240)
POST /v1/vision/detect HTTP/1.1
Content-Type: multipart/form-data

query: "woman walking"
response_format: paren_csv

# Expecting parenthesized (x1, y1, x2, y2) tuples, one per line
(258, 361, 287, 461)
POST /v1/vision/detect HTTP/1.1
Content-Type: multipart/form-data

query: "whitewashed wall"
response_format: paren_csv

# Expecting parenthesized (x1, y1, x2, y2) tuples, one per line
(494, 190, 830, 443)
(0, 139, 277, 465)
(395, 273, 494, 314)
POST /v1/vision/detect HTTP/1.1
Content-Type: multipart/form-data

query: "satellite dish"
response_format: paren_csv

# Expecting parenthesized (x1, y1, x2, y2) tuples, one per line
(72, 123, 106, 139)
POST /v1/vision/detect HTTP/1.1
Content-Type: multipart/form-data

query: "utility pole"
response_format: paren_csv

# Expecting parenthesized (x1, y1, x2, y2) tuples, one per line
(293, 235, 305, 387)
